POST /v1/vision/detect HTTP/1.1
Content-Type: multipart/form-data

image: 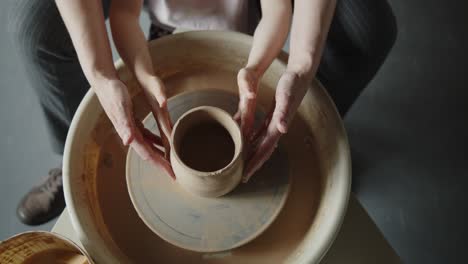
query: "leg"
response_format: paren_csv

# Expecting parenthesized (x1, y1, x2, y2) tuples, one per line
(317, 0, 397, 116)
(9, 0, 110, 225)
(10, 0, 110, 154)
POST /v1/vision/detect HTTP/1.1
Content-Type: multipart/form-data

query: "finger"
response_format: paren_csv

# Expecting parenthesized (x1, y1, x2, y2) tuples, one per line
(240, 98, 256, 139)
(149, 102, 172, 141)
(250, 100, 275, 145)
(131, 131, 175, 180)
(237, 72, 257, 139)
(145, 141, 175, 180)
(161, 103, 173, 132)
(145, 76, 167, 108)
(233, 110, 241, 124)
(113, 99, 136, 146)
(136, 120, 163, 146)
(140, 76, 172, 144)
(130, 131, 154, 161)
(158, 157, 176, 180)
(243, 125, 282, 182)
(142, 88, 172, 159)
(148, 148, 175, 180)
(152, 107, 172, 160)
(271, 93, 293, 135)
(273, 97, 290, 135)
(143, 128, 163, 147)
(147, 139, 165, 156)
(245, 103, 273, 161)
(146, 140, 175, 179)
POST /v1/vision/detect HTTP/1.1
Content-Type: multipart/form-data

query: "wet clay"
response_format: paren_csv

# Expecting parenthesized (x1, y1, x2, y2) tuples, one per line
(23, 249, 89, 264)
(90, 70, 322, 263)
(178, 121, 234, 172)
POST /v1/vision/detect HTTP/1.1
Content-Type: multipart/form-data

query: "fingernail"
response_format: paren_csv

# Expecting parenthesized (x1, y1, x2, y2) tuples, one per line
(158, 97, 167, 108)
(242, 172, 252, 183)
(242, 176, 249, 183)
(122, 132, 131, 145)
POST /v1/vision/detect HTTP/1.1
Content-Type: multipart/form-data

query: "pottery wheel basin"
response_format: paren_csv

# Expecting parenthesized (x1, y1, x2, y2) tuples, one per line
(63, 31, 351, 264)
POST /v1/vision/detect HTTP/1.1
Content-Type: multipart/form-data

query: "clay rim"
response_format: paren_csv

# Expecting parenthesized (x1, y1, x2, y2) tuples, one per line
(170, 105, 244, 177)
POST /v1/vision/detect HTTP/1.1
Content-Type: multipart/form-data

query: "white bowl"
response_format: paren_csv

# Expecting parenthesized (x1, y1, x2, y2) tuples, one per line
(63, 30, 351, 263)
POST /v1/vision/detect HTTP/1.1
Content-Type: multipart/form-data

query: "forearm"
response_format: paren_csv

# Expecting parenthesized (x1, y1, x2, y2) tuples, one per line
(246, 0, 292, 76)
(288, 0, 336, 78)
(109, 0, 157, 94)
(55, 0, 117, 86)
(109, 0, 172, 153)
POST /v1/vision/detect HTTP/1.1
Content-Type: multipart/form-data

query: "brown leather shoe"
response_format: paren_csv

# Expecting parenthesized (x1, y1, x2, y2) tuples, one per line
(16, 168, 65, 226)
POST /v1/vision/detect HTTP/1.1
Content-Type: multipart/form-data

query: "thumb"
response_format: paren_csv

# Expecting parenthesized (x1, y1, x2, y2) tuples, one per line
(272, 72, 302, 134)
(272, 93, 291, 135)
(142, 76, 167, 108)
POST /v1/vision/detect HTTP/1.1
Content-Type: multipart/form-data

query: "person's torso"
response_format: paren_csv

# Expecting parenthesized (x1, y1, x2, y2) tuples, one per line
(146, 0, 252, 33)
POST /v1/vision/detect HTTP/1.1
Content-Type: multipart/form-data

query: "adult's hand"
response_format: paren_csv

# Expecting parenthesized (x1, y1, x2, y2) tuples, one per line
(55, 0, 175, 178)
(94, 78, 174, 179)
(235, 0, 336, 182)
(241, 71, 310, 182)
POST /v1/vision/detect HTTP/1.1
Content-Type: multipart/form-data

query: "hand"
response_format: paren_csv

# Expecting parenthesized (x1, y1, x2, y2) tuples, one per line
(242, 71, 311, 182)
(94, 78, 175, 179)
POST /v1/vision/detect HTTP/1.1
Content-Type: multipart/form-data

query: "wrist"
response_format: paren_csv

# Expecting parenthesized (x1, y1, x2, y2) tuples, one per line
(243, 64, 263, 80)
(287, 54, 315, 79)
(90, 70, 119, 90)
(91, 76, 123, 97)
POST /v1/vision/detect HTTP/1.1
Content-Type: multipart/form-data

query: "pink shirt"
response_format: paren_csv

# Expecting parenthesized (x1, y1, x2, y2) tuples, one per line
(146, 0, 250, 33)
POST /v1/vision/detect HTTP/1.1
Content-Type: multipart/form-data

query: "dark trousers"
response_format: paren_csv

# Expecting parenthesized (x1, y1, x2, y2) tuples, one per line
(9, 0, 396, 154)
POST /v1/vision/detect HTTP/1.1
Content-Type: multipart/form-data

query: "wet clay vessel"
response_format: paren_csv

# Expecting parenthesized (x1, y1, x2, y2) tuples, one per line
(170, 106, 243, 198)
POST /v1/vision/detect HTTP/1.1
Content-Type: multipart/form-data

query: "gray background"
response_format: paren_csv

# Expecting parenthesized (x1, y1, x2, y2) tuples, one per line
(1, 1, 467, 263)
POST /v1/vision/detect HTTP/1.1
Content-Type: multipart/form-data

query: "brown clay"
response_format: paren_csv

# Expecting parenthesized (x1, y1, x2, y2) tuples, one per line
(170, 106, 243, 198)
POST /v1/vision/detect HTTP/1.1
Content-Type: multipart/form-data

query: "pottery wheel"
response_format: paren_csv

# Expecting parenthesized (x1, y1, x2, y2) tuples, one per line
(126, 90, 291, 252)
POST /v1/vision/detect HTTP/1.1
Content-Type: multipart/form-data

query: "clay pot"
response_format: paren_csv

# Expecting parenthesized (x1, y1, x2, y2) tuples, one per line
(170, 106, 243, 197)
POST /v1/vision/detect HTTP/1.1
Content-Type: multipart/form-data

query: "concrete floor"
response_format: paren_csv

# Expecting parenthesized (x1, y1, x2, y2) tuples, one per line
(1, 1, 467, 263)
(0, 2, 60, 236)
(346, 1, 468, 263)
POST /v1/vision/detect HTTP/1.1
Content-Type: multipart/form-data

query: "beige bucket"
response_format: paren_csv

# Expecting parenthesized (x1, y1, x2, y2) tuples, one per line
(0, 231, 93, 264)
